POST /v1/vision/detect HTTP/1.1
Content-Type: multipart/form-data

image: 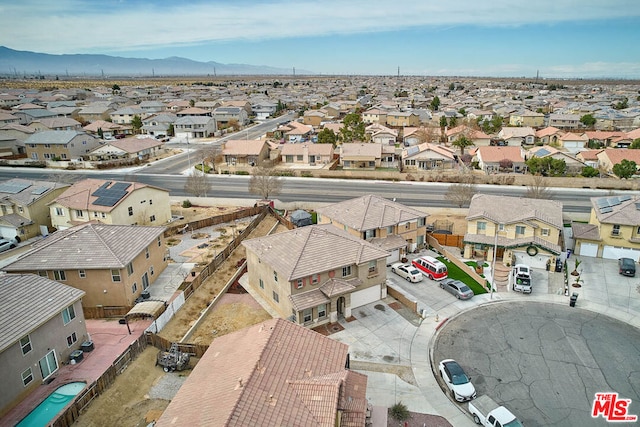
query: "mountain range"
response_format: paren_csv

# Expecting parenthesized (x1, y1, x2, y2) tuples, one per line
(0, 46, 311, 77)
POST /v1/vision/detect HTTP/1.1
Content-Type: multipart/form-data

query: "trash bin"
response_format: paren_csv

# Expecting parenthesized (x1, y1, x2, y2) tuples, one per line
(555, 259, 563, 273)
(570, 293, 578, 307)
(70, 349, 84, 363)
(81, 341, 94, 352)
(141, 290, 151, 300)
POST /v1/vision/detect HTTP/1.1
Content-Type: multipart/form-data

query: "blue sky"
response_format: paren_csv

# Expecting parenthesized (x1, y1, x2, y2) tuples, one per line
(1, 0, 640, 78)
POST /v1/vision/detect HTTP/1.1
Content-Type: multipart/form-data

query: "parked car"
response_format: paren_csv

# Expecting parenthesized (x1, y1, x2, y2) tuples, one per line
(468, 395, 523, 427)
(0, 238, 17, 253)
(618, 257, 636, 277)
(440, 279, 474, 299)
(391, 263, 423, 283)
(439, 359, 476, 402)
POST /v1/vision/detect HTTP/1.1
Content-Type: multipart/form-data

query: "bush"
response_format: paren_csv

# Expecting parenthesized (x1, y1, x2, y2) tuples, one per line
(182, 200, 192, 208)
(390, 402, 410, 421)
(235, 170, 250, 175)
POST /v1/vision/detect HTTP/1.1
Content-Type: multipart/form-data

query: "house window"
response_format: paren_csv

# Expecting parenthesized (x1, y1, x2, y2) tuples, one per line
(149, 215, 156, 222)
(20, 335, 32, 355)
(342, 266, 351, 277)
(515, 226, 525, 235)
(498, 223, 505, 232)
(259, 278, 264, 289)
(111, 269, 121, 282)
(272, 291, 279, 303)
(296, 278, 303, 289)
(78, 270, 86, 278)
(132, 282, 137, 293)
(297, 155, 303, 161)
(21, 368, 34, 386)
(303, 309, 312, 323)
(66, 332, 77, 347)
(55, 207, 64, 216)
(101, 212, 106, 218)
(53, 270, 66, 281)
(318, 304, 327, 318)
(128, 207, 133, 216)
(61, 154, 67, 159)
(612, 225, 621, 236)
(368, 260, 377, 273)
(417, 234, 425, 245)
(477, 221, 486, 233)
(418, 218, 426, 227)
(312, 274, 319, 285)
(18, 206, 24, 213)
(93, 212, 99, 218)
(145, 248, 150, 259)
(387, 225, 394, 234)
(38, 271, 48, 278)
(364, 229, 376, 239)
(274, 271, 278, 282)
(62, 304, 76, 324)
(75, 210, 84, 218)
(126, 262, 134, 275)
(157, 236, 161, 247)
(149, 199, 153, 205)
(149, 266, 154, 276)
(541, 228, 550, 236)
(39, 350, 58, 380)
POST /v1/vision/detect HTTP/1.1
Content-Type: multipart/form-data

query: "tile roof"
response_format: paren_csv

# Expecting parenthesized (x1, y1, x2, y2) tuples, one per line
(340, 143, 382, 158)
(463, 233, 562, 254)
(24, 130, 89, 145)
(476, 146, 525, 163)
(0, 273, 85, 353)
(0, 178, 68, 205)
(466, 194, 563, 229)
(316, 194, 428, 232)
(242, 224, 389, 281)
(598, 148, 640, 165)
(591, 195, 640, 226)
(571, 222, 601, 241)
(223, 139, 267, 156)
(2, 223, 165, 271)
(155, 318, 367, 427)
(280, 143, 333, 156)
(99, 137, 164, 153)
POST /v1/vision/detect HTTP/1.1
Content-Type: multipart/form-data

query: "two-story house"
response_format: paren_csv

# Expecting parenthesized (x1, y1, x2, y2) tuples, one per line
(24, 130, 101, 162)
(212, 106, 249, 126)
(242, 224, 389, 326)
(109, 106, 145, 125)
(27, 117, 81, 132)
(0, 178, 69, 240)
(508, 110, 545, 127)
(2, 223, 168, 316)
(463, 194, 563, 269)
(316, 194, 429, 264)
(572, 195, 640, 259)
(173, 116, 217, 139)
(48, 178, 171, 230)
(0, 274, 86, 416)
(385, 111, 420, 127)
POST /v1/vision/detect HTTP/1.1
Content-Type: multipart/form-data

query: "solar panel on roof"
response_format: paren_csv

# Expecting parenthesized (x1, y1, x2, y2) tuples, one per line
(600, 207, 613, 213)
(93, 196, 121, 207)
(608, 196, 622, 206)
(0, 182, 31, 194)
(407, 146, 419, 156)
(596, 199, 609, 208)
(30, 186, 49, 195)
(91, 182, 112, 197)
(110, 182, 131, 192)
(620, 195, 632, 202)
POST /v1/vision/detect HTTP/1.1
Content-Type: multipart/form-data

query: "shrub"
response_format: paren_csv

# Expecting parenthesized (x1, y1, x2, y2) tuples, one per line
(390, 402, 410, 421)
(182, 200, 192, 208)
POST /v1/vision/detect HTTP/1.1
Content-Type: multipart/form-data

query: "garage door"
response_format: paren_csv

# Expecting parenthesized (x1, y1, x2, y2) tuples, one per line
(602, 246, 640, 261)
(578, 242, 598, 257)
(0, 226, 16, 240)
(513, 251, 550, 269)
(350, 285, 381, 309)
(386, 249, 399, 266)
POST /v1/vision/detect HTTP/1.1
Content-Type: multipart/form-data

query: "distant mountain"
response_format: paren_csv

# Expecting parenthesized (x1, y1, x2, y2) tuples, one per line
(0, 46, 311, 77)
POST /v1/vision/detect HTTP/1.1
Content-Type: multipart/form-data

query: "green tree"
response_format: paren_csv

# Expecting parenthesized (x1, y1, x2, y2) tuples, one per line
(97, 128, 103, 139)
(448, 116, 457, 128)
(189, 99, 195, 107)
(581, 166, 599, 177)
(317, 128, 337, 146)
(439, 115, 448, 129)
(580, 114, 596, 128)
(430, 96, 440, 111)
(612, 159, 637, 179)
(451, 136, 474, 156)
(480, 115, 503, 134)
(630, 138, 640, 149)
(526, 157, 566, 177)
(131, 115, 142, 134)
(111, 84, 120, 93)
(339, 112, 365, 143)
(390, 402, 410, 422)
(167, 124, 175, 137)
(613, 98, 628, 110)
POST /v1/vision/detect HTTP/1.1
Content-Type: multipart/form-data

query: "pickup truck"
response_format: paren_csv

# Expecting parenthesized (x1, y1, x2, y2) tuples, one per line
(511, 264, 532, 294)
(468, 395, 523, 427)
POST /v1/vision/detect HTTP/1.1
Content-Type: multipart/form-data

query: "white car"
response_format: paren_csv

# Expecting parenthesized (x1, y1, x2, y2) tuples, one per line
(438, 359, 477, 402)
(390, 263, 423, 282)
(0, 238, 17, 253)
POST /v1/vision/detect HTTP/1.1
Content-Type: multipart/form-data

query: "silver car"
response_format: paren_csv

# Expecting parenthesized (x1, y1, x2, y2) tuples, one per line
(440, 279, 474, 299)
(0, 238, 16, 253)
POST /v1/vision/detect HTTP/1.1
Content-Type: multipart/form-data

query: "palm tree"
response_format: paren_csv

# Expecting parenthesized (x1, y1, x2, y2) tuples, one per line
(451, 136, 474, 156)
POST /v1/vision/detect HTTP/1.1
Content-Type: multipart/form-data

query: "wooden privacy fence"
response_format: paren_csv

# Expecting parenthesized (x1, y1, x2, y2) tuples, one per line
(52, 334, 148, 427)
(164, 205, 264, 237)
(430, 233, 464, 248)
(145, 332, 209, 358)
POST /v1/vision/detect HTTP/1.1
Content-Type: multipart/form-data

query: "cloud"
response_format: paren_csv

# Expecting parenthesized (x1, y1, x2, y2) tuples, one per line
(2, 0, 639, 53)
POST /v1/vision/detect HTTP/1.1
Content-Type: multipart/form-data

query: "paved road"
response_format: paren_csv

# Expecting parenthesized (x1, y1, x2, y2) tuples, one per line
(433, 301, 640, 426)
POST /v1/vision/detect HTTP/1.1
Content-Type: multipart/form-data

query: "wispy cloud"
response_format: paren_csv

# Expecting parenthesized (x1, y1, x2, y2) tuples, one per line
(2, 0, 639, 53)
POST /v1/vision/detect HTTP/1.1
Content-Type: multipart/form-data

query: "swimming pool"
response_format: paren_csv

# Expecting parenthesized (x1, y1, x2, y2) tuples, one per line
(16, 381, 86, 427)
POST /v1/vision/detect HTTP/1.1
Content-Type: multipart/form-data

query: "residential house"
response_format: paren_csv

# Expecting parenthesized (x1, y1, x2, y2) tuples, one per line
(597, 149, 640, 174)
(0, 178, 69, 240)
(212, 106, 249, 126)
(27, 117, 81, 132)
(0, 94, 21, 108)
(498, 127, 536, 146)
(340, 143, 381, 169)
(362, 108, 388, 125)
(0, 112, 20, 126)
(2, 223, 168, 315)
(48, 178, 171, 230)
(316, 194, 429, 264)
(402, 143, 457, 172)
(508, 110, 545, 127)
(572, 195, 640, 259)
(12, 109, 58, 125)
(527, 145, 587, 174)
(365, 124, 397, 145)
(83, 120, 129, 139)
(87, 137, 165, 161)
(109, 106, 145, 125)
(0, 124, 33, 155)
(280, 143, 334, 166)
(138, 100, 166, 114)
(221, 100, 253, 116)
(475, 146, 527, 174)
(548, 113, 581, 130)
(576, 149, 603, 169)
(464, 194, 563, 269)
(175, 107, 211, 117)
(402, 126, 440, 146)
(193, 101, 221, 112)
(24, 130, 101, 162)
(321, 104, 340, 119)
(445, 125, 491, 146)
(141, 113, 177, 137)
(0, 273, 86, 416)
(155, 318, 368, 427)
(385, 111, 420, 127)
(77, 102, 114, 122)
(173, 116, 217, 139)
(584, 130, 626, 148)
(557, 132, 589, 154)
(243, 224, 389, 325)
(222, 139, 270, 166)
(252, 101, 277, 121)
(303, 110, 327, 127)
(535, 126, 563, 145)
(282, 121, 314, 143)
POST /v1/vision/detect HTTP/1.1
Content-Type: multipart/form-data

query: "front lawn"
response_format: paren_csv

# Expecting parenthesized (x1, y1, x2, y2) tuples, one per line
(438, 256, 488, 295)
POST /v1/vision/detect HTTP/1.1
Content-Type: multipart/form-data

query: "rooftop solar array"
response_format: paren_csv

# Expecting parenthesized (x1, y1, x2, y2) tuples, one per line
(598, 195, 633, 214)
(0, 182, 31, 194)
(30, 186, 50, 195)
(91, 181, 131, 207)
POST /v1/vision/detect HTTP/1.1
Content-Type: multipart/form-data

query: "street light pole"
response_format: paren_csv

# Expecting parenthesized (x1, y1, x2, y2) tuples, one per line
(491, 229, 498, 300)
(186, 135, 191, 175)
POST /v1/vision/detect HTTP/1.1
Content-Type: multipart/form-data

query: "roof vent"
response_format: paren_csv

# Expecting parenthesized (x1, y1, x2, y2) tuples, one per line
(235, 377, 243, 390)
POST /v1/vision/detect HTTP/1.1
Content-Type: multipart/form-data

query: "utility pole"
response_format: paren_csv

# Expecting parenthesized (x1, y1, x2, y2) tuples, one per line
(186, 135, 191, 175)
(397, 66, 400, 78)
(293, 67, 295, 76)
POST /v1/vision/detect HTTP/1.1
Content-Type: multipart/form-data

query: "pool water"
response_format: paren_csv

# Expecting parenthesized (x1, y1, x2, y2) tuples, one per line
(17, 382, 86, 427)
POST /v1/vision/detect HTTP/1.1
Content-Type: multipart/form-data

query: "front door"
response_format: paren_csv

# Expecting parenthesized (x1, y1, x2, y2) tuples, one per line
(337, 296, 345, 318)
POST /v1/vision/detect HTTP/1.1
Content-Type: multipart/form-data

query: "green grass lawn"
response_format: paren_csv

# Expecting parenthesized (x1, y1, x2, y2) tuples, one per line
(438, 256, 488, 294)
